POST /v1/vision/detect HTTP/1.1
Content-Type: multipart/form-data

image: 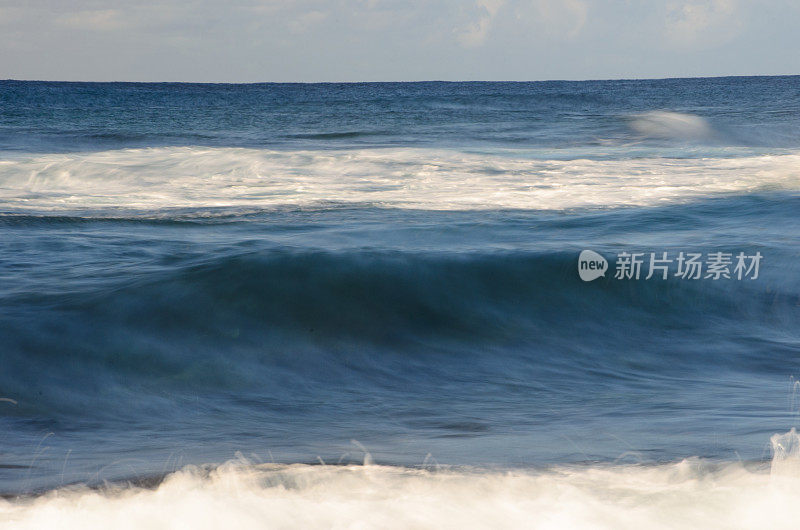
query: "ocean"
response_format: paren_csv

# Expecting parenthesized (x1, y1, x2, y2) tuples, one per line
(0, 77, 799, 528)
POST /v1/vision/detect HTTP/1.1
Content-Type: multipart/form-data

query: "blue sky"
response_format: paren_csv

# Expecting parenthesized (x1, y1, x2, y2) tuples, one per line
(0, 0, 798, 82)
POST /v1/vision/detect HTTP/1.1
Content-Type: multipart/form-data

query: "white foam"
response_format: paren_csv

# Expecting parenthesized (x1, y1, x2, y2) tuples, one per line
(3, 433, 800, 530)
(0, 147, 798, 213)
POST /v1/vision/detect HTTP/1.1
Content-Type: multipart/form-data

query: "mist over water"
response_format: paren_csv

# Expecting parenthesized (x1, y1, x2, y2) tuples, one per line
(1, 77, 799, 526)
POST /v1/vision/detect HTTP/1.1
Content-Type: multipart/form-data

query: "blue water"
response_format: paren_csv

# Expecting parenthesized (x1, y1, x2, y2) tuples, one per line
(1, 77, 799, 494)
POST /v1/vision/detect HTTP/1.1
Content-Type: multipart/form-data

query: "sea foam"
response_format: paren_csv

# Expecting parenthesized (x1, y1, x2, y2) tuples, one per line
(1, 430, 800, 530)
(0, 147, 798, 214)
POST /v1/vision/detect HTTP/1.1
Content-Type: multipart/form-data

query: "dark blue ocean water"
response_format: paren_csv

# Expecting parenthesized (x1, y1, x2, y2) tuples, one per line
(1, 77, 799, 494)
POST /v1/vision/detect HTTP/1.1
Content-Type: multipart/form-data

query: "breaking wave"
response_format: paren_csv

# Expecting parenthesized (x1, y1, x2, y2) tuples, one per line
(2, 428, 800, 529)
(628, 111, 715, 140)
(0, 147, 798, 213)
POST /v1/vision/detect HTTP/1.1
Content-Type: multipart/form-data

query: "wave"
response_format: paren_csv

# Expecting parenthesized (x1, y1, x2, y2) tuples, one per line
(0, 147, 798, 213)
(2, 429, 800, 529)
(5, 249, 791, 346)
(628, 111, 715, 141)
(624, 110, 800, 148)
(2, 248, 797, 422)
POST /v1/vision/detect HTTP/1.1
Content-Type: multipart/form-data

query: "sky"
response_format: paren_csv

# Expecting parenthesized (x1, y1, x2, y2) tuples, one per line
(0, 0, 798, 82)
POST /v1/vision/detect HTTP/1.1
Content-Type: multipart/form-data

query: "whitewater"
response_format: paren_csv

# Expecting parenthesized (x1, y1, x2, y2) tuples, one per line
(1, 146, 799, 213)
(3, 429, 800, 530)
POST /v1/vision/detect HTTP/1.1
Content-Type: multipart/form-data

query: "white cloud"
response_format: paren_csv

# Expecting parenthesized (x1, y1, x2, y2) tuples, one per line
(456, 0, 506, 48)
(56, 9, 123, 31)
(456, 0, 589, 48)
(526, 0, 588, 39)
(664, 0, 741, 49)
(288, 10, 327, 34)
(0, 0, 797, 81)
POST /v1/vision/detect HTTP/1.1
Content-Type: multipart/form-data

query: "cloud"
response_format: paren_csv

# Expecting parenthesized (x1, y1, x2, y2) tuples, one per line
(456, 0, 506, 48)
(522, 0, 588, 39)
(0, 0, 797, 81)
(664, 0, 741, 49)
(456, 0, 588, 48)
(288, 10, 327, 34)
(56, 9, 123, 31)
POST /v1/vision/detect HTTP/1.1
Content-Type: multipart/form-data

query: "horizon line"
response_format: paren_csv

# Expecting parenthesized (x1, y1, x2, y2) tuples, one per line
(2, 73, 798, 85)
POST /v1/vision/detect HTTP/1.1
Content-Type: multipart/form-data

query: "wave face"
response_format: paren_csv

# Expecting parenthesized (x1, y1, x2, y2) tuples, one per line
(2, 199, 799, 494)
(1, 78, 800, 518)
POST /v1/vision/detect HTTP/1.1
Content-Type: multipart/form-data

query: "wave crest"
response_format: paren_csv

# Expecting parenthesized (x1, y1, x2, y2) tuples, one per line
(4, 440, 800, 530)
(628, 111, 714, 140)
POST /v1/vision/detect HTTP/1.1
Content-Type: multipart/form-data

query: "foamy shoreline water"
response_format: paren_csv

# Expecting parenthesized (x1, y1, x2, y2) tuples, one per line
(1, 430, 798, 529)
(1, 455, 799, 529)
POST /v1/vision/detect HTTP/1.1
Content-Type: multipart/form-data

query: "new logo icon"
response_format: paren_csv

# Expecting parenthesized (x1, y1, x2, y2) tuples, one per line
(578, 250, 608, 282)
